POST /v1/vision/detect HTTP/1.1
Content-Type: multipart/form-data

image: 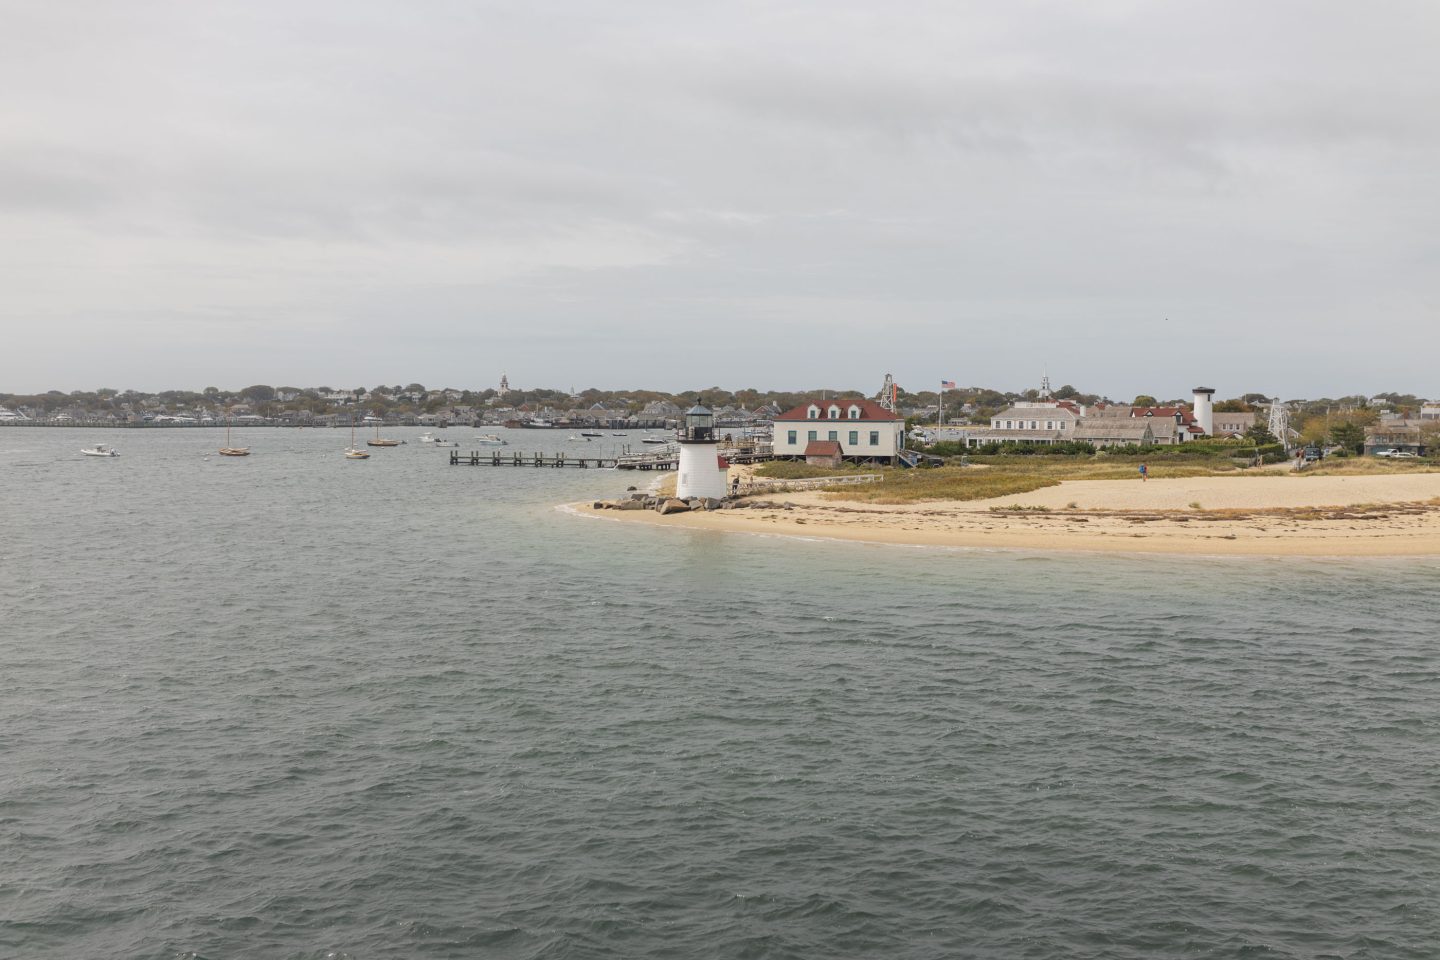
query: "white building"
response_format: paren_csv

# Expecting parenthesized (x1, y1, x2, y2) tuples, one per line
(771, 398, 904, 463)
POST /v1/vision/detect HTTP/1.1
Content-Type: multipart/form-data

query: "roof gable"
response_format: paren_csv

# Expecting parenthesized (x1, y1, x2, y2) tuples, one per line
(775, 398, 898, 422)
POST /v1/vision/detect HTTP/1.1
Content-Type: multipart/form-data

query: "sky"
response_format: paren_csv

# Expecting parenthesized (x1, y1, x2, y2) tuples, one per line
(2, 0, 1438, 400)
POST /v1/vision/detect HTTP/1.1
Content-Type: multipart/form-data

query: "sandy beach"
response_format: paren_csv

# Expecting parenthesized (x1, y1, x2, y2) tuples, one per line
(574, 472, 1440, 556)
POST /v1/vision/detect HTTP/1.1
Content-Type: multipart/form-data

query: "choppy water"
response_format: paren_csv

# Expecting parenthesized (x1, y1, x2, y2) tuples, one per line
(2, 427, 1437, 959)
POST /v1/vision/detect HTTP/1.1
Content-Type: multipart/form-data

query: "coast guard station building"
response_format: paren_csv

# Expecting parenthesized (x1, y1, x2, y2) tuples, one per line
(771, 399, 905, 464)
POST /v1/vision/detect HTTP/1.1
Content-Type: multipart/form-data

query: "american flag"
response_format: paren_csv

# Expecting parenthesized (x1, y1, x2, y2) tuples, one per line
(940, 380, 956, 390)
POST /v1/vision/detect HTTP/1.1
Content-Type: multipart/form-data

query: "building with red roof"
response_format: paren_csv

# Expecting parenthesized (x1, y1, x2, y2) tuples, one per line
(772, 397, 905, 464)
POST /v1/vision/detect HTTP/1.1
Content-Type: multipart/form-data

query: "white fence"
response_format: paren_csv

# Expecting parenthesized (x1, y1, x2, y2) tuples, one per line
(741, 473, 882, 494)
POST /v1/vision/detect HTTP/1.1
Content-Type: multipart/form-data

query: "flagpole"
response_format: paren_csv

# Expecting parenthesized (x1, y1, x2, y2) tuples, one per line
(938, 383, 944, 429)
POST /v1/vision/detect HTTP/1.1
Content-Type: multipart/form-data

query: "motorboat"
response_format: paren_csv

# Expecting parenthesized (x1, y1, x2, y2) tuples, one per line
(641, 436, 671, 445)
(474, 434, 507, 446)
(611, 432, 627, 436)
(81, 443, 119, 457)
(568, 434, 591, 441)
(417, 432, 449, 444)
(580, 431, 603, 438)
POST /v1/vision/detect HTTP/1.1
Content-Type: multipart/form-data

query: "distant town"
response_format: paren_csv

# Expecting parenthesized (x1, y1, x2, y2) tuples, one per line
(2, 374, 1436, 457)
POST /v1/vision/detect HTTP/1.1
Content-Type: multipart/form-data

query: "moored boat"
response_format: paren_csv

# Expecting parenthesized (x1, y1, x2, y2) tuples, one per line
(219, 424, 250, 456)
(474, 434, 508, 446)
(344, 419, 370, 458)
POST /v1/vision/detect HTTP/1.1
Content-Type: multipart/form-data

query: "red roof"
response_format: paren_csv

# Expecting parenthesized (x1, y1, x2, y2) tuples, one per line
(1137, 406, 1198, 425)
(774, 398, 898, 422)
(804, 440, 843, 456)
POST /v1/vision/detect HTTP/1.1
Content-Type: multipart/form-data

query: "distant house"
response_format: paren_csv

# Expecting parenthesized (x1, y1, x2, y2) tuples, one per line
(639, 400, 682, 419)
(1086, 404, 1204, 444)
(1072, 420, 1156, 448)
(1420, 402, 1440, 421)
(1365, 421, 1429, 456)
(771, 398, 904, 463)
(977, 403, 1083, 446)
(1210, 411, 1256, 438)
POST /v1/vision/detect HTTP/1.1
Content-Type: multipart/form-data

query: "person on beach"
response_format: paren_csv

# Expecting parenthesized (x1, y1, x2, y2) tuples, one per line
(1139, 462, 1148, 482)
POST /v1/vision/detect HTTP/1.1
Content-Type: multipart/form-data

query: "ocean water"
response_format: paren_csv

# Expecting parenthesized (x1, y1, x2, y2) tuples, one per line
(2, 427, 1437, 959)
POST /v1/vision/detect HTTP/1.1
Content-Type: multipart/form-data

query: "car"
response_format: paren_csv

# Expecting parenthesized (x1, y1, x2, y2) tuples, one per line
(1302, 446, 1322, 462)
(1391, 450, 1420, 459)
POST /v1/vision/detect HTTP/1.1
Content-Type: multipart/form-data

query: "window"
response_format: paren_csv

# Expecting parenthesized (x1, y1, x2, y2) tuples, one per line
(870, 431, 879, 445)
(828, 405, 840, 419)
(1030, 421, 1037, 429)
(787, 430, 797, 445)
(828, 430, 837, 441)
(848, 430, 858, 445)
(808, 405, 819, 419)
(848, 405, 861, 419)
(807, 430, 817, 441)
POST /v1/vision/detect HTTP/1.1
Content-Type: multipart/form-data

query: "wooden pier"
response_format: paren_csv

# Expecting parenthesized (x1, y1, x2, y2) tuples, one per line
(447, 442, 774, 471)
(449, 450, 624, 468)
(447, 449, 680, 469)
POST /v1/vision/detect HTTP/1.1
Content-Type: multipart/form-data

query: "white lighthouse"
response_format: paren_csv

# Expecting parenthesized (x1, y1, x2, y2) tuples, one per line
(1192, 386, 1215, 437)
(676, 403, 728, 500)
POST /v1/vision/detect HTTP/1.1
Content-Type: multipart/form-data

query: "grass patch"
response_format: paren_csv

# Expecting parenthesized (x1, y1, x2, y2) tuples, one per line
(1298, 458, 1440, 477)
(817, 467, 1059, 504)
(753, 461, 874, 480)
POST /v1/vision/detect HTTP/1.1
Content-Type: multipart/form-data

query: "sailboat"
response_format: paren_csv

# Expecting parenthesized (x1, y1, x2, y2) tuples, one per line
(344, 419, 370, 459)
(219, 423, 250, 456)
(367, 419, 401, 447)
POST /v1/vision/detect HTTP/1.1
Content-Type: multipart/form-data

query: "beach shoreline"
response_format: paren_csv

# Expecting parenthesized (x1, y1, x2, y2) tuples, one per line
(568, 473, 1440, 557)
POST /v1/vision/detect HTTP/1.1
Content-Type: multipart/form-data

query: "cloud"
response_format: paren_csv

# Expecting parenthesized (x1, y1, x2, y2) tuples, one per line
(0, 0, 1437, 395)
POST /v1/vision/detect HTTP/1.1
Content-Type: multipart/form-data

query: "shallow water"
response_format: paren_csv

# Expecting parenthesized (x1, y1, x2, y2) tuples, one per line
(2, 427, 1438, 958)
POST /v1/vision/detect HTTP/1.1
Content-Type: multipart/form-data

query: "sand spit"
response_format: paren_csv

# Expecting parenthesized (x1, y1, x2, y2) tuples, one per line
(573, 473, 1440, 556)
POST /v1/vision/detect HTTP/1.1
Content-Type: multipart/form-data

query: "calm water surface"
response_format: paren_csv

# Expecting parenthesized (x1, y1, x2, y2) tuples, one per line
(2, 427, 1437, 959)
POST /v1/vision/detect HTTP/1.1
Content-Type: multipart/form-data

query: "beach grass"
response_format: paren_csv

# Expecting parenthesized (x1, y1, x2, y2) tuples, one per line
(1297, 458, 1440, 477)
(751, 455, 1439, 504)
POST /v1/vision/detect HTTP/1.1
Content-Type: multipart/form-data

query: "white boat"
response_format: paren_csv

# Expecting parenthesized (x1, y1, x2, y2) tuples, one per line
(344, 419, 370, 458)
(611, 432, 627, 436)
(567, 434, 591, 441)
(81, 443, 119, 457)
(474, 434, 507, 446)
(580, 431, 603, 438)
(641, 436, 670, 445)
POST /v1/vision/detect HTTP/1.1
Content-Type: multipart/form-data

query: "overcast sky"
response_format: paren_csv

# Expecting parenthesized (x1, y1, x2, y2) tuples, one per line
(2, 0, 1437, 399)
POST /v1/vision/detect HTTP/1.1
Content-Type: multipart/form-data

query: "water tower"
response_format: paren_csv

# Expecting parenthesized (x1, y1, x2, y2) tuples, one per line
(1192, 386, 1215, 436)
(676, 402, 728, 500)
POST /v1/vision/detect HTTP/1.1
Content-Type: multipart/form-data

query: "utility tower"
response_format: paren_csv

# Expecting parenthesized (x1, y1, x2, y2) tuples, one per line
(1267, 397, 1291, 450)
(876, 373, 899, 414)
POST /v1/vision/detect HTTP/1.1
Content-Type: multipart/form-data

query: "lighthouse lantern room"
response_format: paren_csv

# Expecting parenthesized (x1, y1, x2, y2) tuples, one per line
(676, 402, 728, 500)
